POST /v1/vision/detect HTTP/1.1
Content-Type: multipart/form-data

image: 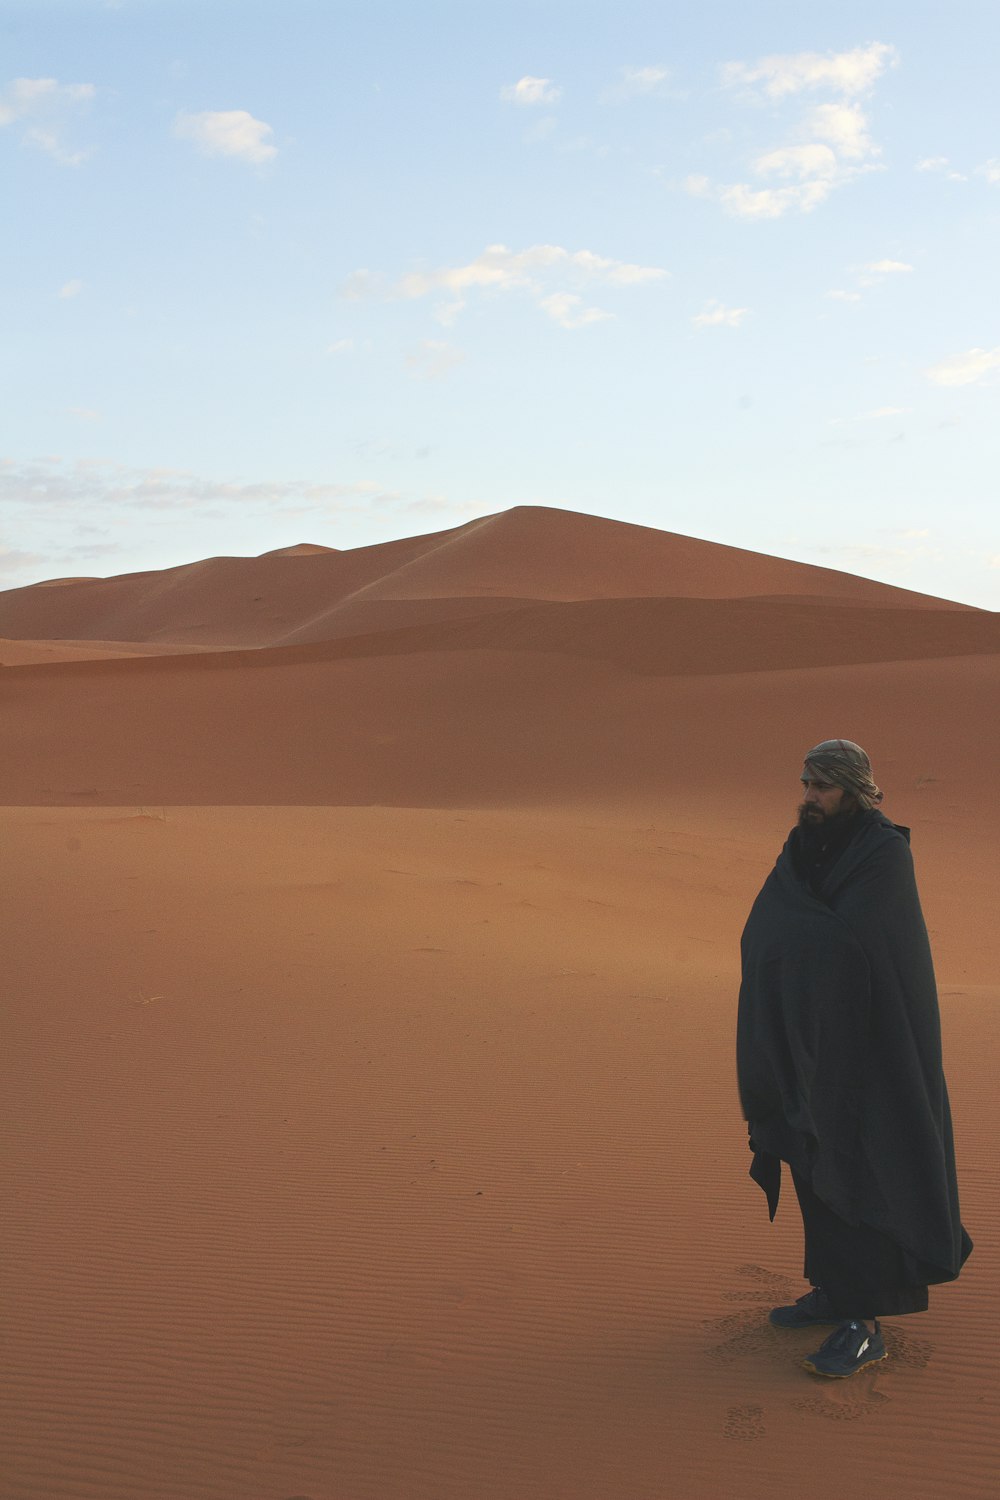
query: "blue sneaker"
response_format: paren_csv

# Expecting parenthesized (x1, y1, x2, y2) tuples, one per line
(802, 1319, 887, 1378)
(769, 1288, 840, 1329)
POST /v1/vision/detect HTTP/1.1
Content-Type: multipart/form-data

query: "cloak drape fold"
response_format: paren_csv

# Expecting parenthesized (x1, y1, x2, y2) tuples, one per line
(737, 811, 971, 1285)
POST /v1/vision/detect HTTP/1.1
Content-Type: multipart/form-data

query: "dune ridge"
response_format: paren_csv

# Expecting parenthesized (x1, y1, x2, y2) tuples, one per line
(0, 506, 972, 651)
(11, 593, 998, 680)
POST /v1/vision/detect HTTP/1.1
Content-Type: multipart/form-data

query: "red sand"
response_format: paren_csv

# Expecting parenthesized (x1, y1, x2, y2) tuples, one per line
(2, 506, 997, 1500)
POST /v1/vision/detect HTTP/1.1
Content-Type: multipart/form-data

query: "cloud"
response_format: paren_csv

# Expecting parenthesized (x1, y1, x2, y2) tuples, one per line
(0, 76, 95, 163)
(58, 279, 84, 299)
(917, 154, 969, 181)
(0, 457, 509, 583)
(173, 109, 277, 163)
(754, 142, 839, 179)
(693, 177, 836, 218)
(859, 405, 909, 419)
(325, 338, 355, 354)
(863, 258, 913, 275)
(976, 159, 1000, 184)
(0, 457, 398, 517)
(539, 293, 612, 329)
(601, 65, 670, 103)
(806, 102, 873, 159)
(67, 406, 101, 421)
(405, 340, 466, 379)
(500, 76, 561, 107)
(721, 42, 898, 99)
(690, 43, 896, 220)
(344, 242, 667, 328)
(0, 76, 94, 124)
(825, 257, 914, 301)
(923, 347, 1000, 387)
(692, 300, 749, 328)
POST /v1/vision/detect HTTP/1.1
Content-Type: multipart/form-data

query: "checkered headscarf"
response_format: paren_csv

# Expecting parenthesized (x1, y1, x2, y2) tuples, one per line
(802, 739, 883, 809)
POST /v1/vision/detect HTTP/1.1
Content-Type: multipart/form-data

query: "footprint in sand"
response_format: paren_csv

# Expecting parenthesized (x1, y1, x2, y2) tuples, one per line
(722, 1264, 796, 1304)
(792, 1386, 889, 1422)
(724, 1404, 766, 1440)
(703, 1309, 782, 1365)
(883, 1325, 933, 1369)
(735, 1262, 794, 1293)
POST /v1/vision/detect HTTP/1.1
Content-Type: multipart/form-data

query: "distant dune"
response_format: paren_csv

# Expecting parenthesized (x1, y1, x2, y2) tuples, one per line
(0, 506, 971, 651)
(258, 541, 340, 557)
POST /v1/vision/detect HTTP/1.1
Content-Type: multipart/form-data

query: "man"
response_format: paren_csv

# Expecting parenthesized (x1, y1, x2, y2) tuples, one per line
(737, 739, 971, 1378)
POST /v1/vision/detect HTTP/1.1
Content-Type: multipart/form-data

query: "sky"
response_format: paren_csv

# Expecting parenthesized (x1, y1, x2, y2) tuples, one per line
(3, 0, 1000, 606)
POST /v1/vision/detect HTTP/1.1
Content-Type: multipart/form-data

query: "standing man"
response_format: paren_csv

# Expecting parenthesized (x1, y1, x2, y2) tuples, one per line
(737, 739, 971, 1378)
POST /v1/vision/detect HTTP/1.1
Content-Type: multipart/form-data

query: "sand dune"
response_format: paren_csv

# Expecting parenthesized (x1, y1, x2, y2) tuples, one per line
(0, 506, 971, 650)
(3, 506, 996, 1499)
(0, 637, 212, 666)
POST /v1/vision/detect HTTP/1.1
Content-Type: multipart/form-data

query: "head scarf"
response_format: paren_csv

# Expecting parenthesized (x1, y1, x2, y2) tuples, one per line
(802, 738, 883, 809)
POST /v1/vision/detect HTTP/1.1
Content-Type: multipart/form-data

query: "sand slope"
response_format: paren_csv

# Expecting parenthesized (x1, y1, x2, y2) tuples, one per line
(0, 506, 972, 650)
(0, 637, 211, 666)
(3, 507, 996, 1499)
(4, 805, 996, 1500)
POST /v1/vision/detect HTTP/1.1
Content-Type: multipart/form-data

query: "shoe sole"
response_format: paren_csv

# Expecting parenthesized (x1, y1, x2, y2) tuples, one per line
(802, 1350, 888, 1378)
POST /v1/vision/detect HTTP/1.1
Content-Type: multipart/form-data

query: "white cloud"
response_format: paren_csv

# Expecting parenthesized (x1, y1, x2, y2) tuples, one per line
(692, 43, 896, 220)
(0, 545, 55, 587)
(754, 142, 839, 180)
(863, 258, 913, 275)
(918, 154, 969, 181)
(924, 347, 1000, 387)
(539, 293, 612, 329)
(0, 76, 94, 124)
(703, 178, 836, 218)
(0, 456, 397, 515)
(500, 76, 561, 107)
(173, 109, 277, 163)
(344, 242, 667, 328)
(806, 102, 873, 159)
(976, 159, 1000, 184)
(722, 42, 898, 99)
(0, 76, 95, 163)
(326, 338, 354, 354)
(859, 406, 909, 419)
(67, 406, 101, 421)
(58, 279, 84, 299)
(1, 457, 459, 584)
(826, 257, 914, 301)
(601, 65, 670, 103)
(692, 300, 749, 328)
(405, 340, 466, 379)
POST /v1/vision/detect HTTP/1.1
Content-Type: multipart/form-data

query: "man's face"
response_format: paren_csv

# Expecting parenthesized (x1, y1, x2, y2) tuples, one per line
(798, 769, 850, 827)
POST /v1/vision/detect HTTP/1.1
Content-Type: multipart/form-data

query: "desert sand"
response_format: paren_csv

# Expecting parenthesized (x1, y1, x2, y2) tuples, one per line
(2, 507, 997, 1500)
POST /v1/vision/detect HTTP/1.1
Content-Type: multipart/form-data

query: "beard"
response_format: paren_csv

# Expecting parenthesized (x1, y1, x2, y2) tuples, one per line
(797, 796, 858, 836)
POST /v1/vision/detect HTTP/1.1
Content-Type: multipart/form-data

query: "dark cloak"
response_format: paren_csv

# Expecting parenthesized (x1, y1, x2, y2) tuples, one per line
(737, 809, 971, 1285)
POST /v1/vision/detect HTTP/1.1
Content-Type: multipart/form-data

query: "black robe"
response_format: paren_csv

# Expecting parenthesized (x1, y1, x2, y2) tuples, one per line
(737, 809, 971, 1286)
